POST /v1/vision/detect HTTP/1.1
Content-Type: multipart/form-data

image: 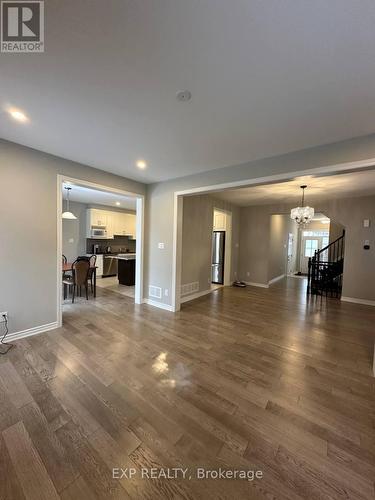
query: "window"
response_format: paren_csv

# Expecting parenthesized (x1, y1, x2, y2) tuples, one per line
(303, 231, 329, 237)
(304, 239, 318, 257)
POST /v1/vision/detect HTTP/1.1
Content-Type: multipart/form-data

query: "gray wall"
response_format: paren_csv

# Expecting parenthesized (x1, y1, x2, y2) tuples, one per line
(238, 206, 270, 284)
(238, 208, 297, 285)
(0, 139, 144, 334)
(268, 215, 296, 282)
(320, 196, 375, 301)
(62, 201, 87, 262)
(144, 133, 375, 306)
(181, 195, 240, 295)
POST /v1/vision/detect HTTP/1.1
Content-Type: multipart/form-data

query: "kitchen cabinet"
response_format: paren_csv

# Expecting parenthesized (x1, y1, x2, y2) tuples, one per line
(213, 211, 226, 230)
(113, 213, 136, 238)
(87, 208, 136, 239)
(88, 209, 107, 227)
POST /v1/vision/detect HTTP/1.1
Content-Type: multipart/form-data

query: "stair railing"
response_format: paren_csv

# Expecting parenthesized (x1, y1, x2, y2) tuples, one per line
(307, 230, 345, 297)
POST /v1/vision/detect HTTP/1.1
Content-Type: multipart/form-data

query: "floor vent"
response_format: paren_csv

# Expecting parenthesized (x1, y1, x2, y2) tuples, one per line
(149, 285, 162, 299)
(181, 281, 199, 297)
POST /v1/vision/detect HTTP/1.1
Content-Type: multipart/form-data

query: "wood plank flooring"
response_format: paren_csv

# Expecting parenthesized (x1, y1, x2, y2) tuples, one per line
(1, 278, 374, 499)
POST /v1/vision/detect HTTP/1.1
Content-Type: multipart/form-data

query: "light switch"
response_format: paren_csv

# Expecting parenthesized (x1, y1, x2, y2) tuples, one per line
(158, 242, 165, 249)
(69, 238, 74, 243)
(363, 219, 370, 228)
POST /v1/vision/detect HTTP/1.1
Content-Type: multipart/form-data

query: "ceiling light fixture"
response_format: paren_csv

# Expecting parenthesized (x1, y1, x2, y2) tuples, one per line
(8, 108, 29, 123)
(136, 160, 147, 169)
(116, 202, 121, 206)
(62, 187, 77, 220)
(290, 185, 314, 226)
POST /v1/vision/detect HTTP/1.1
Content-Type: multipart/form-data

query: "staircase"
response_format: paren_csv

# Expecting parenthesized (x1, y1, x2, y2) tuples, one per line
(307, 230, 345, 298)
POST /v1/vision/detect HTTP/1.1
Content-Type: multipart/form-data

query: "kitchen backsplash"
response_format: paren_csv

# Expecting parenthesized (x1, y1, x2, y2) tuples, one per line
(87, 235, 136, 254)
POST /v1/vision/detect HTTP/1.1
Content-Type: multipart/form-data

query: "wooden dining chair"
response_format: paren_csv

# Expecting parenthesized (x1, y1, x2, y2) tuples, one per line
(63, 259, 90, 303)
(88, 254, 97, 294)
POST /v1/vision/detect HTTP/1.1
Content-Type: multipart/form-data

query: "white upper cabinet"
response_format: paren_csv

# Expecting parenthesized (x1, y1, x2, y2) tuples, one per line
(89, 209, 107, 227)
(113, 213, 136, 238)
(213, 210, 226, 230)
(87, 209, 136, 239)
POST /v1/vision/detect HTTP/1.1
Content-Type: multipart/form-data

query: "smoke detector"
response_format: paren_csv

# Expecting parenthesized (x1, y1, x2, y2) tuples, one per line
(176, 90, 192, 102)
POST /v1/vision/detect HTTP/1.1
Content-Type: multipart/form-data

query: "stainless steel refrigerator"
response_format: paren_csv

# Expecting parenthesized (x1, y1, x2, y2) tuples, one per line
(211, 231, 225, 284)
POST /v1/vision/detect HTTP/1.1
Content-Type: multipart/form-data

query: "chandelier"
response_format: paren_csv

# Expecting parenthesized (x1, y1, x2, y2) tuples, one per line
(290, 185, 314, 226)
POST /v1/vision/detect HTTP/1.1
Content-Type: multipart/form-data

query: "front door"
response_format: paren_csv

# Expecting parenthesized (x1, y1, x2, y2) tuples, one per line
(300, 231, 329, 274)
(300, 238, 319, 274)
(286, 232, 294, 275)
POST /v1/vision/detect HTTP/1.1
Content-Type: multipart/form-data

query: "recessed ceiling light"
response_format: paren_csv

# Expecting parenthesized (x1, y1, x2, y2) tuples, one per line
(116, 202, 121, 206)
(8, 108, 29, 123)
(136, 160, 147, 169)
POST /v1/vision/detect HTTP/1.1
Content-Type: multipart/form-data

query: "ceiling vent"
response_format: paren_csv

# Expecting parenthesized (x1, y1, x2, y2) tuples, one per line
(176, 90, 192, 102)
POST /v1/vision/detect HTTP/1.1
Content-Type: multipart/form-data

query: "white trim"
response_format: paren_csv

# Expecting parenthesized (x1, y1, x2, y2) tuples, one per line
(180, 287, 219, 304)
(135, 197, 144, 305)
(172, 158, 375, 313)
(244, 281, 269, 288)
(341, 296, 375, 307)
(57, 174, 144, 325)
(57, 178, 63, 327)
(143, 299, 174, 312)
(268, 274, 285, 285)
(171, 195, 183, 312)
(6, 321, 59, 343)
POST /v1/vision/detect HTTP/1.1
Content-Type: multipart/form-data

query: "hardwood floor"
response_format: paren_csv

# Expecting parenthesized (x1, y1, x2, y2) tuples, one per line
(1, 278, 375, 499)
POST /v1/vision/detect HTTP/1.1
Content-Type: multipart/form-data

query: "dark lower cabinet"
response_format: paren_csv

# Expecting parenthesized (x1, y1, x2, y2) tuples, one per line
(118, 259, 136, 286)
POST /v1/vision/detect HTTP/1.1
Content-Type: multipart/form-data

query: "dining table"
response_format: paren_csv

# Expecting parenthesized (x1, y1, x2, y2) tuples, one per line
(62, 262, 98, 298)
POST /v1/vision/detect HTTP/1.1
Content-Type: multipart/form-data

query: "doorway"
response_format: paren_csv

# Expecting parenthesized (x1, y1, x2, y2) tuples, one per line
(212, 208, 232, 286)
(286, 232, 295, 275)
(57, 175, 144, 327)
(300, 230, 329, 274)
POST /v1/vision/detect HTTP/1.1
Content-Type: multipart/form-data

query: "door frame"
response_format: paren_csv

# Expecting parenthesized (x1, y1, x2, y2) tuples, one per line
(286, 232, 294, 275)
(57, 174, 144, 327)
(213, 207, 232, 286)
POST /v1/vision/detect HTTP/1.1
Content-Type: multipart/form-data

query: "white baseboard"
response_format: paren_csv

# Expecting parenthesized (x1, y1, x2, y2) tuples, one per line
(6, 321, 59, 343)
(268, 274, 285, 285)
(180, 287, 218, 304)
(341, 296, 375, 307)
(244, 281, 269, 289)
(143, 298, 174, 312)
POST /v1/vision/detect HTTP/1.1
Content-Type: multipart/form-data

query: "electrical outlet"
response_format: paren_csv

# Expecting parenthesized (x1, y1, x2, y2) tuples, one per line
(246, 272, 250, 277)
(164, 289, 169, 297)
(0, 312, 8, 321)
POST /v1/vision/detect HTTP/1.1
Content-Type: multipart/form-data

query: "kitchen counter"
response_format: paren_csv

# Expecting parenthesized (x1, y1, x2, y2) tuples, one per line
(110, 254, 136, 260)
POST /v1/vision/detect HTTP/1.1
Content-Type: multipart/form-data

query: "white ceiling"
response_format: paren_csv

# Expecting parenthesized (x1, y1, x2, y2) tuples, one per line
(212, 170, 375, 206)
(63, 183, 136, 210)
(2, 1, 375, 183)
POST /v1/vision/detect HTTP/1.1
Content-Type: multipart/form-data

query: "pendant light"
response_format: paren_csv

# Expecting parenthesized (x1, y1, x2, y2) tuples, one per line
(290, 185, 314, 226)
(62, 186, 77, 220)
